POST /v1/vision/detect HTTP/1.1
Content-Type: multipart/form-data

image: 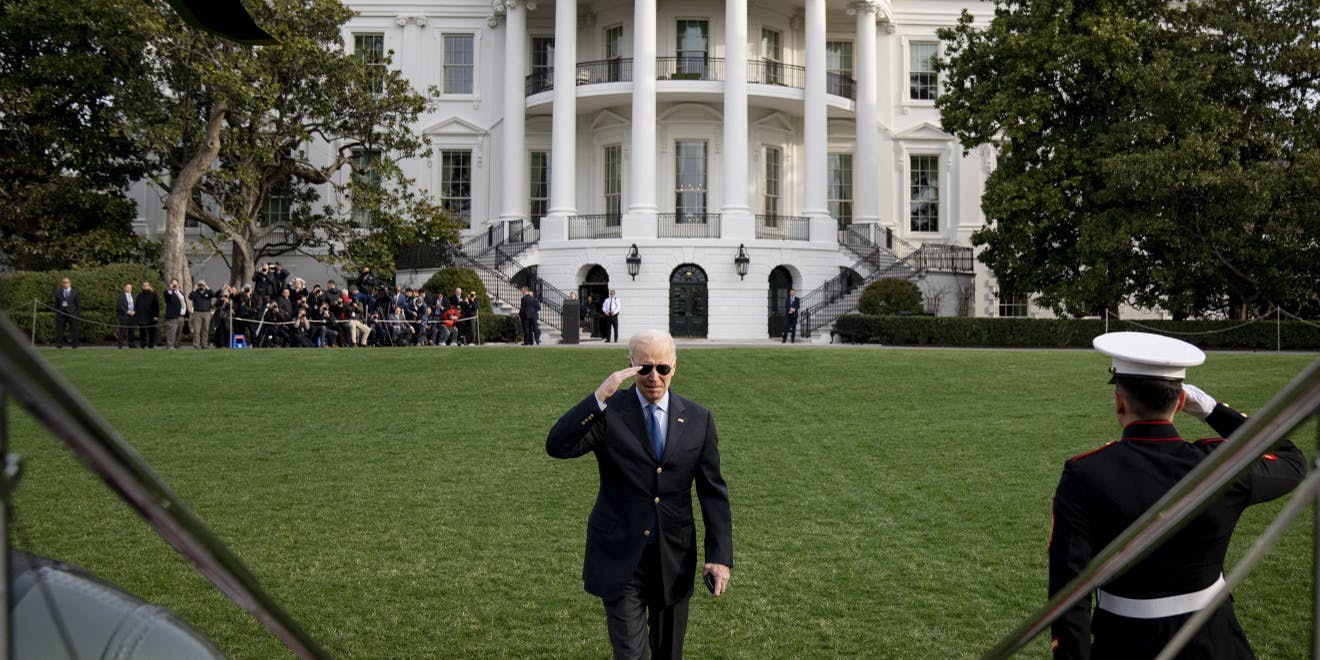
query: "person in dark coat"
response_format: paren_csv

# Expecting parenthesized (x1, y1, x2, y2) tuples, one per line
(519, 286, 540, 345)
(52, 277, 82, 348)
(115, 283, 137, 348)
(1048, 332, 1306, 659)
(134, 281, 161, 349)
(547, 329, 733, 659)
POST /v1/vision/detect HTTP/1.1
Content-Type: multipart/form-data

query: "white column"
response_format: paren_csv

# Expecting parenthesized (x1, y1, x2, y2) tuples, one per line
(721, 0, 753, 240)
(803, 0, 832, 243)
(852, 1, 879, 225)
(623, 0, 658, 240)
(500, 0, 528, 225)
(544, 0, 577, 242)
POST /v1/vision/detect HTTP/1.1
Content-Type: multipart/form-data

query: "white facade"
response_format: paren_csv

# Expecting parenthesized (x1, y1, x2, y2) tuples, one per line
(142, 0, 1006, 339)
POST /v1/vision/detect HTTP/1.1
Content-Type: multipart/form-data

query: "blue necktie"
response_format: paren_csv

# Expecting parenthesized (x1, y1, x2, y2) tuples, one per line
(647, 403, 665, 460)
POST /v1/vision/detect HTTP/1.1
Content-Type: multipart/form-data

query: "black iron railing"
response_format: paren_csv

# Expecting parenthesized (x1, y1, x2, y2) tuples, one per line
(911, 244, 974, 273)
(748, 60, 805, 88)
(658, 213, 721, 238)
(755, 215, 809, 240)
(568, 214, 623, 239)
(656, 56, 724, 81)
(525, 68, 554, 95)
(826, 72, 856, 100)
(576, 58, 632, 85)
(800, 226, 925, 337)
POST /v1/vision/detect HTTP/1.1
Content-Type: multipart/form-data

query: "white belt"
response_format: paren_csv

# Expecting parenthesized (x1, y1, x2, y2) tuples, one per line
(1096, 575, 1225, 619)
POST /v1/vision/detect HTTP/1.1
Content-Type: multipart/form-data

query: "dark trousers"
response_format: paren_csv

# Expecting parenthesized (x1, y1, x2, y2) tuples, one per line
(117, 317, 136, 347)
(602, 315, 619, 342)
(1091, 602, 1254, 659)
(138, 322, 158, 348)
(54, 313, 79, 347)
(522, 317, 537, 345)
(782, 316, 797, 343)
(602, 543, 689, 660)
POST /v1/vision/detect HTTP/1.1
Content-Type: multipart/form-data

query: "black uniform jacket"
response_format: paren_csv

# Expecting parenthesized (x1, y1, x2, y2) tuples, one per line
(1048, 403, 1306, 659)
(546, 387, 733, 604)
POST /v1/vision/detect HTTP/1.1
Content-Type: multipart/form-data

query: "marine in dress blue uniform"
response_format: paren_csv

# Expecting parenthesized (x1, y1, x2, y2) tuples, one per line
(1049, 332, 1305, 659)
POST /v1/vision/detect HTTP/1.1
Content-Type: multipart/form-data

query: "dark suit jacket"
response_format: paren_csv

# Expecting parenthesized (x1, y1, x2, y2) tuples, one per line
(520, 293, 540, 321)
(135, 291, 161, 324)
(116, 292, 135, 320)
(547, 387, 733, 604)
(786, 296, 801, 317)
(54, 287, 81, 316)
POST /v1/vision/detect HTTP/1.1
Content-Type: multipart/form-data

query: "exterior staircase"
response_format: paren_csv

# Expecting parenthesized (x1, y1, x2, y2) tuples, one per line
(799, 225, 926, 339)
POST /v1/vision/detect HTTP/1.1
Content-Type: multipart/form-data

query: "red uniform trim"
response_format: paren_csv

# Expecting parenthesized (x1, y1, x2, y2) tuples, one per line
(1069, 441, 1116, 463)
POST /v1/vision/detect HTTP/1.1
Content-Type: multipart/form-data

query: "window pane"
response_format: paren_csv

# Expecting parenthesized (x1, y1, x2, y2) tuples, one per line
(440, 150, 472, 226)
(354, 33, 385, 95)
(605, 26, 623, 59)
(828, 153, 853, 228)
(909, 154, 939, 232)
(444, 35, 474, 95)
(529, 151, 549, 227)
(675, 140, 707, 218)
(604, 144, 622, 224)
(351, 150, 381, 226)
(910, 42, 938, 100)
(826, 41, 853, 75)
(763, 146, 781, 218)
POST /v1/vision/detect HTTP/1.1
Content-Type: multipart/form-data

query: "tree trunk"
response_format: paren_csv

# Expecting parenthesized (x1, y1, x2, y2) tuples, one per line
(163, 98, 227, 293)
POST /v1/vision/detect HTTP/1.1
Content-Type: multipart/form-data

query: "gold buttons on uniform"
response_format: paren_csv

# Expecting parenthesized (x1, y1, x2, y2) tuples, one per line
(656, 467, 663, 474)
(643, 530, 651, 537)
(654, 497, 660, 504)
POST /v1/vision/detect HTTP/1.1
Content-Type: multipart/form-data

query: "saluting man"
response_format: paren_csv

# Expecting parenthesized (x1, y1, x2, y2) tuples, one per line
(547, 329, 732, 659)
(1049, 332, 1305, 659)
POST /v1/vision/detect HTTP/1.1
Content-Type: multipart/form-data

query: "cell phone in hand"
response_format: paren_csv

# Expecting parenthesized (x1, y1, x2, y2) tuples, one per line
(703, 572, 716, 595)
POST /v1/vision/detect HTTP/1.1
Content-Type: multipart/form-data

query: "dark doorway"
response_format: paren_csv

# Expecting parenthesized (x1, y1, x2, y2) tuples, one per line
(669, 264, 708, 338)
(767, 266, 792, 338)
(579, 265, 609, 338)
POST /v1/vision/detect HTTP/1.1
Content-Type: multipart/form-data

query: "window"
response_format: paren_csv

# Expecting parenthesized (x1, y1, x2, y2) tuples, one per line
(761, 28, 783, 85)
(604, 144, 622, 225)
(909, 42, 938, 101)
(354, 33, 385, 95)
(826, 40, 853, 97)
(531, 36, 554, 94)
(674, 140, 707, 220)
(763, 146, 781, 221)
(351, 149, 381, 226)
(998, 289, 1028, 317)
(529, 151, 549, 228)
(676, 20, 709, 78)
(443, 34, 474, 95)
(262, 180, 291, 226)
(604, 26, 625, 83)
(440, 150, 472, 226)
(827, 153, 853, 229)
(909, 154, 939, 232)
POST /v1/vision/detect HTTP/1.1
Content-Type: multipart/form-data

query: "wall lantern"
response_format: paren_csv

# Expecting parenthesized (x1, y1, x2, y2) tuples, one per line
(626, 244, 642, 280)
(734, 244, 750, 280)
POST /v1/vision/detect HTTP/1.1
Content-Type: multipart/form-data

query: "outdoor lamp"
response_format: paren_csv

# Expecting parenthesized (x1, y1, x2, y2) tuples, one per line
(626, 244, 641, 280)
(734, 244, 750, 280)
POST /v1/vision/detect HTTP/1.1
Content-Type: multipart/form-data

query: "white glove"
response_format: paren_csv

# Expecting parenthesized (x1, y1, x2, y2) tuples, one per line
(1182, 384, 1217, 421)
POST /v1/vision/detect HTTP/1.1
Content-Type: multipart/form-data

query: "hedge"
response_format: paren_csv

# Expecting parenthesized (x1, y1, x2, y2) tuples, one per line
(0, 264, 165, 345)
(831, 315, 1320, 351)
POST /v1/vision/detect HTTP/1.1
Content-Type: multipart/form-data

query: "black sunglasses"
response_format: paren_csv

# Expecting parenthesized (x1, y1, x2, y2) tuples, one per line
(637, 363, 673, 376)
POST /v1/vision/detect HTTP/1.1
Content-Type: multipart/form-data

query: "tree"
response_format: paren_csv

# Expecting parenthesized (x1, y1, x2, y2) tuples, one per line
(937, 0, 1320, 318)
(0, 0, 162, 270)
(151, 0, 459, 288)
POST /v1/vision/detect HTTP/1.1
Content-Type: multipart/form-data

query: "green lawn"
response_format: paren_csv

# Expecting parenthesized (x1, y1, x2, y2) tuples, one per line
(8, 345, 1317, 658)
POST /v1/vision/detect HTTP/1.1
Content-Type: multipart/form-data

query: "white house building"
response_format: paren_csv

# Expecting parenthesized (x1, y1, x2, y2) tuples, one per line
(141, 0, 1009, 340)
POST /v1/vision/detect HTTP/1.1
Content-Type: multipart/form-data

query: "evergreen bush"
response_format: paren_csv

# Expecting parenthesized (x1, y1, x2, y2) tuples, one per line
(858, 278, 924, 316)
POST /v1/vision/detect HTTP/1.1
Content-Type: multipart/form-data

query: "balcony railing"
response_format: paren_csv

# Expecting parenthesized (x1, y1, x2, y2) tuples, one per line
(656, 56, 724, 81)
(577, 58, 632, 85)
(748, 60, 805, 89)
(658, 213, 721, 238)
(826, 72, 856, 100)
(910, 244, 975, 273)
(525, 68, 553, 96)
(568, 214, 623, 239)
(755, 214, 809, 240)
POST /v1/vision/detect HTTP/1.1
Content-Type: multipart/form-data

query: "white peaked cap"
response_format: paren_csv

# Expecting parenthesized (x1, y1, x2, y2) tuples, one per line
(1092, 331, 1206, 381)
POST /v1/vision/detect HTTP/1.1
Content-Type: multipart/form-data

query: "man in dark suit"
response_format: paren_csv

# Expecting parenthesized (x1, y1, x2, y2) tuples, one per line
(116, 283, 137, 348)
(1048, 332, 1305, 659)
(782, 289, 801, 343)
(53, 277, 82, 348)
(135, 281, 161, 349)
(547, 329, 733, 659)
(519, 286, 540, 345)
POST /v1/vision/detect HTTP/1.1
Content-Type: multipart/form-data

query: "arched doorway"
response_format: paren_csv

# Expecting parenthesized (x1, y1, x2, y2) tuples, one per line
(579, 265, 609, 338)
(767, 266, 793, 338)
(669, 264, 708, 338)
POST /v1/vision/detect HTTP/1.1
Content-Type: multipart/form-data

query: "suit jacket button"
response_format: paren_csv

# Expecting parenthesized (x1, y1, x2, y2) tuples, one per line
(656, 467, 663, 474)
(643, 529, 651, 537)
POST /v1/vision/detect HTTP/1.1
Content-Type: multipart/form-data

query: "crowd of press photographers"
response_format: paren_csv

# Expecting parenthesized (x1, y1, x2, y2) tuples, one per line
(153, 263, 480, 349)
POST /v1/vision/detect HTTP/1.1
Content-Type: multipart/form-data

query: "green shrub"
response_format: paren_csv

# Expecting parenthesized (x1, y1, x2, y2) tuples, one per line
(0, 263, 164, 344)
(479, 313, 520, 344)
(420, 267, 492, 314)
(858, 278, 923, 316)
(831, 315, 1320, 350)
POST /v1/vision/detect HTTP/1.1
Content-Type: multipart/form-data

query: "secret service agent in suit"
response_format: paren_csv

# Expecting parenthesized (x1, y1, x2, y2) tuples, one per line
(53, 277, 82, 348)
(547, 329, 733, 659)
(116, 283, 137, 348)
(519, 287, 541, 345)
(135, 281, 162, 349)
(1049, 332, 1305, 660)
(782, 289, 801, 343)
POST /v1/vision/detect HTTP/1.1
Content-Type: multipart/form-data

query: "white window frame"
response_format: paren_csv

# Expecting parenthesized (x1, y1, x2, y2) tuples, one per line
(438, 149, 474, 227)
(441, 32, 477, 97)
(906, 152, 942, 234)
(904, 38, 940, 105)
(353, 32, 386, 96)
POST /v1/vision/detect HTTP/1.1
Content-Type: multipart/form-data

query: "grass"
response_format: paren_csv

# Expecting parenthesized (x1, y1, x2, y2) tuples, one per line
(7, 345, 1317, 658)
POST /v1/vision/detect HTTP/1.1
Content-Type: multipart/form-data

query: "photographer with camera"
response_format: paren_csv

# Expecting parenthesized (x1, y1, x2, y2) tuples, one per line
(356, 266, 378, 296)
(189, 280, 215, 349)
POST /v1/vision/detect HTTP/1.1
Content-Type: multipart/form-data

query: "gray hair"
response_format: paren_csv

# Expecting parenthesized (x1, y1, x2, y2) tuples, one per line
(628, 329, 676, 362)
